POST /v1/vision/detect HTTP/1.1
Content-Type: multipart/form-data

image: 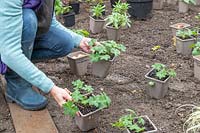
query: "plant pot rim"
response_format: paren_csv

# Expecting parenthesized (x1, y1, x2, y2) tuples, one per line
(93, 56, 116, 63)
(193, 55, 200, 61)
(169, 23, 190, 30)
(126, 115, 158, 133)
(106, 25, 120, 30)
(67, 51, 89, 60)
(145, 68, 170, 83)
(62, 11, 75, 17)
(89, 16, 105, 22)
(78, 107, 102, 117)
(176, 36, 195, 42)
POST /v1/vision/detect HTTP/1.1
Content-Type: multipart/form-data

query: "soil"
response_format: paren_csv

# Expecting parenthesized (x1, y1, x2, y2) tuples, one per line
(78, 104, 98, 115)
(2, 1, 200, 133)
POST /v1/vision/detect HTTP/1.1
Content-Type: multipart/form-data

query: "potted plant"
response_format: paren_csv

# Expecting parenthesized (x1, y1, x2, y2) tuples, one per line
(127, 0, 153, 19)
(55, 0, 75, 27)
(69, 0, 81, 14)
(145, 63, 176, 99)
(112, 109, 158, 133)
(89, 40, 126, 78)
(105, 12, 130, 40)
(71, 79, 94, 95)
(63, 80, 111, 131)
(113, 1, 131, 29)
(192, 42, 200, 80)
(67, 51, 90, 76)
(170, 23, 191, 36)
(89, 4, 106, 34)
(176, 28, 196, 55)
(153, 0, 164, 10)
(178, 0, 196, 13)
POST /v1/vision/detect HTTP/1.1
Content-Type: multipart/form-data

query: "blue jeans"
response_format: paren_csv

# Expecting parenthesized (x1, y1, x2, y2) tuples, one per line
(5, 9, 75, 107)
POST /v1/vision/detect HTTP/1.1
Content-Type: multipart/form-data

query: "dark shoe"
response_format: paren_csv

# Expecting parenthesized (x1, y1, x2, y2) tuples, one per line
(5, 77, 48, 111)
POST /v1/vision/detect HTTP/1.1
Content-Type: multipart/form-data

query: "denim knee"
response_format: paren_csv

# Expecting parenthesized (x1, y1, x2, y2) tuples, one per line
(22, 9, 37, 42)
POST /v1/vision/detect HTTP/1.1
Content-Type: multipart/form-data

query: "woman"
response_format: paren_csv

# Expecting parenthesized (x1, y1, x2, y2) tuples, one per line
(0, 0, 91, 110)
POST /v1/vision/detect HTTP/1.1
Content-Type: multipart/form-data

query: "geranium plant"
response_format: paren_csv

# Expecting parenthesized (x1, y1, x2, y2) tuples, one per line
(176, 28, 196, 40)
(89, 40, 126, 62)
(192, 42, 200, 56)
(63, 80, 111, 117)
(112, 109, 146, 132)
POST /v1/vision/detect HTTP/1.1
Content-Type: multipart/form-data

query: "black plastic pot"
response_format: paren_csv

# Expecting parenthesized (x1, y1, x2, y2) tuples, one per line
(69, 2, 80, 14)
(62, 12, 75, 27)
(127, 0, 153, 19)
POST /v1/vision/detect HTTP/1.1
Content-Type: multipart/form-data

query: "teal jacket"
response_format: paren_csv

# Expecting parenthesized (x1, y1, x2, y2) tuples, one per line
(0, 0, 83, 93)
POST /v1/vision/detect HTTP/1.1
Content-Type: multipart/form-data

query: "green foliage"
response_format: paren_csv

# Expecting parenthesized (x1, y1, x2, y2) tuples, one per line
(112, 109, 145, 133)
(72, 79, 94, 93)
(192, 42, 200, 56)
(181, 0, 196, 5)
(63, 80, 111, 117)
(55, 0, 72, 16)
(176, 28, 196, 40)
(113, 1, 129, 15)
(105, 12, 130, 29)
(89, 40, 126, 62)
(91, 4, 105, 19)
(152, 63, 176, 80)
(72, 29, 90, 37)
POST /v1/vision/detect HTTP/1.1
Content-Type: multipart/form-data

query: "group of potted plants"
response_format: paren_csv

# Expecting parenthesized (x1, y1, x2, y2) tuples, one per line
(55, 0, 75, 27)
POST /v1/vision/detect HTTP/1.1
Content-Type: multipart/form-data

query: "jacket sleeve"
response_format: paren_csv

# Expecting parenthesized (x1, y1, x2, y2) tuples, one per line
(0, 0, 54, 93)
(51, 13, 83, 47)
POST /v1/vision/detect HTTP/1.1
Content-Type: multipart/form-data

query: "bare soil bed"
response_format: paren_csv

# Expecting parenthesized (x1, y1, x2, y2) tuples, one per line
(1, 2, 200, 133)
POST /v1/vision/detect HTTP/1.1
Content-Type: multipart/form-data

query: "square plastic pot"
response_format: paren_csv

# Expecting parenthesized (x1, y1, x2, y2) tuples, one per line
(193, 55, 200, 80)
(195, 0, 200, 5)
(92, 58, 115, 78)
(67, 51, 89, 76)
(176, 37, 195, 56)
(124, 115, 158, 133)
(75, 108, 102, 131)
(178, 1, 189, 13)
(145, 69, 170, 99)
(89, 16, 105, 34)
(153, 0, 164, 10)
(106, 25, 121, 41)
(169, 23, 190, 36)
(62, 12, 75, 27)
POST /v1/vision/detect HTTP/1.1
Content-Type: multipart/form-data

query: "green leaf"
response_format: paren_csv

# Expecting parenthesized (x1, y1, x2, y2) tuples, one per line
(63, 101, 79, 117)
(72, 79, 84, 90)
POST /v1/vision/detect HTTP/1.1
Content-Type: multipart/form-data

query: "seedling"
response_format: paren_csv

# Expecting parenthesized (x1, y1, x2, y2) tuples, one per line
(89, 40, 126, 62)
(113, 1, 129, 15)
(105, 12, 131, 29)
(112, 109, 146, 132)
(192, 42, 200, 56)
(55, 0, 72, 15)
(72, 79, 94, 93)
(151, 63, 176, 80)
(176, 28, 196, 40)
(91, 4, 105, 19)
(63, 80, 111, 117)
(72, 29, 90, 37)
(151, 45, 161, 52)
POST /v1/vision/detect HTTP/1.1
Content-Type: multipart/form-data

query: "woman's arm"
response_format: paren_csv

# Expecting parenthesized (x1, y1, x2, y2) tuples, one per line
(0, 0, 54, 93)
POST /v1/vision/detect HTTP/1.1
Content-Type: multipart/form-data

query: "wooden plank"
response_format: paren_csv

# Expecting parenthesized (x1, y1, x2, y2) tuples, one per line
(8, 103, 58, 133)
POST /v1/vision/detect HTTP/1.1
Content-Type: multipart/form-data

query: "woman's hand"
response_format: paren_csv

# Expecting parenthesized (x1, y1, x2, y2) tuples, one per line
(79, 37, 92, 53)
(50, 85, 72, 107)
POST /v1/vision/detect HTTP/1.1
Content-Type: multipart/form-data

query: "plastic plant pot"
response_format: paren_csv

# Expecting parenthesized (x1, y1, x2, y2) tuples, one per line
(195, 0, 200, 5)
(89, 16, 105, 34)
(170, 23, 190, 36)
(75, 108, 102, 131)
(106, 25, 121, 41)
(145, 69, 170, 99)
(62, 12, 75, 27)
(193, 55, 200, 80)
(176, 37, 195, 56)
(178, 1, 189, 13)
(124, 115, 158, 133)
(153, 0, 164, 10)
(92, 57, 115, 78)
(69, 2, 80, 14)
(127, 0, 153, 19)
(67, 51, 89, 76)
